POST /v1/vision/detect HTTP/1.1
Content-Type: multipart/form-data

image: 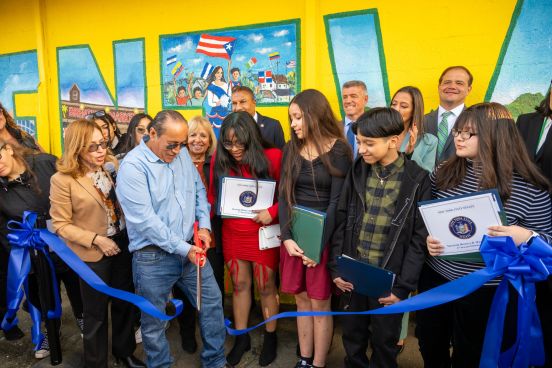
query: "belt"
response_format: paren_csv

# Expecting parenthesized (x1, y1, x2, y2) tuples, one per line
(140, 238, 194, 252)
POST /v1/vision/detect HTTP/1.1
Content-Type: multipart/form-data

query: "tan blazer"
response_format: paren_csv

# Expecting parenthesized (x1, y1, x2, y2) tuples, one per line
(50, 172, 109, 262)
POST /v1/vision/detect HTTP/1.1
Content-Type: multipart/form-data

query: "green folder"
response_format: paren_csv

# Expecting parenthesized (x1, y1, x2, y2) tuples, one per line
(291, 205, 326, 264)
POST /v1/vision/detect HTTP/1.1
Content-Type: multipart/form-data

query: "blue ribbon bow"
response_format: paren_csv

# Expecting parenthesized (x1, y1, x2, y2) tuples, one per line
(3, 211, 183, 349)
(225, 235, 552, 367)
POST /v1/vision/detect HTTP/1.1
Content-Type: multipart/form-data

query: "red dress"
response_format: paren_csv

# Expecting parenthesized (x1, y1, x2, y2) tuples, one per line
(208, 148, 282, 274)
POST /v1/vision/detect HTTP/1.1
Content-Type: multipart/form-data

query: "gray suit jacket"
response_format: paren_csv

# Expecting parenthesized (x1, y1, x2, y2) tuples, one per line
(423, 109, 460, 165)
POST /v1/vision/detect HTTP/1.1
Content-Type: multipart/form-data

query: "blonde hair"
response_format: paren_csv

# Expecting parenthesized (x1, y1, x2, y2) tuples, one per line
(188, 116, 217, 156)
(57, 119, 115, 178)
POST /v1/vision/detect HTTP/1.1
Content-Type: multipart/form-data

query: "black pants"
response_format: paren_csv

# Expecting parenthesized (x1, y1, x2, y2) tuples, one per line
(80, 231, 136, 368)
(174, 246, 225, 341)
(27, 253, 83, 320)
(341, 292, 402, 368)
(415, 264, 503, 368)
(537, 278, 552, 367)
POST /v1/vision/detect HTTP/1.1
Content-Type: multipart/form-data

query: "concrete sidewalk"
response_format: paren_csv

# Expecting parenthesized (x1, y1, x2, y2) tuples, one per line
(1, 293, 424, 367)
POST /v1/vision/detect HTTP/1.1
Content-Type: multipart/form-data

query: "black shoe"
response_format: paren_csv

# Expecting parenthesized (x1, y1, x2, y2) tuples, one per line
(226, 333, 251, 366)
(3, 326, 24, 341)
(259, 331, 277, 366)
(113, 355, 146, 368)
(180, 336, 198, 354)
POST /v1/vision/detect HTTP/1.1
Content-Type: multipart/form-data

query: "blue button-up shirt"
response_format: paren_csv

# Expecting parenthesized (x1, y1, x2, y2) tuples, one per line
(116, 140, 211, 256)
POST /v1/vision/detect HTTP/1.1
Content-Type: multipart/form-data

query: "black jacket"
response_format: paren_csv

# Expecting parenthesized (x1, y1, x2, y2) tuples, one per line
(257, 112, 285, 149)
(0, 153, 57, 252)
(517, 111, 552, 182)
(328, 156, 431, 300)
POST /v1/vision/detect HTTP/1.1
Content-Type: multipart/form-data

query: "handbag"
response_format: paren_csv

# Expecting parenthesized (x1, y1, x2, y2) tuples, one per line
(258, 224, 281, 250)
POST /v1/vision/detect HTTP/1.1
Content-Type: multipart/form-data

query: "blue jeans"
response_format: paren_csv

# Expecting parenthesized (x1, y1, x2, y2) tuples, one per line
(133, 248, 226, 368)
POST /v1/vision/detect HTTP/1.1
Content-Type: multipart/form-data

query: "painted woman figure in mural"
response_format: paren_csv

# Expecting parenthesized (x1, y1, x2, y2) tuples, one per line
(204, 66, 231, 137)
(0, 101, 41, 151)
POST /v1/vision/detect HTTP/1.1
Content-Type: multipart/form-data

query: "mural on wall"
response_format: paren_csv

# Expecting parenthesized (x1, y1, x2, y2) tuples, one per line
(57, 39, 146, 133)
(486, 0, 552, 119)
(324, 9, 389, 115)
(160, 20, 300, 135)
(0, 50, 39, 136)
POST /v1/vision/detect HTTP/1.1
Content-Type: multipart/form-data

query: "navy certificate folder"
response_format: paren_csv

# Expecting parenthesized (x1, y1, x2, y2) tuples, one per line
(336, 255, 395, 298)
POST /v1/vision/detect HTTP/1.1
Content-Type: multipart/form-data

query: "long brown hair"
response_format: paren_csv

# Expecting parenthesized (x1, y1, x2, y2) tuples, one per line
(57, 119, 116, 178)
(0, 138, 40, 192)
(0, 101, 39, 150)
(280, 89, 351, 207)
(391, 86, 426, 139)
(435, 102, 550, 201)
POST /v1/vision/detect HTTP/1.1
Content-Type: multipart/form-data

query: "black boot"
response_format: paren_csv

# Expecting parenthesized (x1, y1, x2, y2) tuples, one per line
(226, 333, 251, 366)
(259, 331, 277, 366)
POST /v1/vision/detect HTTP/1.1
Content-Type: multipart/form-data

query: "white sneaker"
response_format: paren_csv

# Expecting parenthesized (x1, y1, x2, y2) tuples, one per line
(35, 333, 50, 359)
(135, 328, 142, 344)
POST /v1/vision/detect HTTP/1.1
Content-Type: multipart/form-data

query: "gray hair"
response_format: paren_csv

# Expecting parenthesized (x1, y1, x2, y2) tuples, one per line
(342, 80, 368, 94)
(148, 110, 187, 136)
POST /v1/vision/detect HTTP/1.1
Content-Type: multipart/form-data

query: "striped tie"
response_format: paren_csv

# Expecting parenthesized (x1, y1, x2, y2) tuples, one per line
(437, 111, 453, 157)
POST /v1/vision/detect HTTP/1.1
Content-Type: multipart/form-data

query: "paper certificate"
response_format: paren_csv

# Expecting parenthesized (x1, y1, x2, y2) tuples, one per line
(418, 190, 505, 256)
(218, 177, 276, 219)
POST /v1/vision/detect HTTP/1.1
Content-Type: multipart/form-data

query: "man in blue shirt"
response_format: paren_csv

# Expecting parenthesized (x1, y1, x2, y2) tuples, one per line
(116, 110, 229, 368)
(341, 80, 369, 158)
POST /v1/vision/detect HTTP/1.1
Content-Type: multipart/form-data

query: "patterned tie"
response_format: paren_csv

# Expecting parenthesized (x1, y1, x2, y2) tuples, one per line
(347, 122, 356, 156)
(437, 111, 453, 157)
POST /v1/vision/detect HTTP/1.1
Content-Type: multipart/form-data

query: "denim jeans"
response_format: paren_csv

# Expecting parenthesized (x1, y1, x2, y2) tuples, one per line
(133, 247, 226, 368)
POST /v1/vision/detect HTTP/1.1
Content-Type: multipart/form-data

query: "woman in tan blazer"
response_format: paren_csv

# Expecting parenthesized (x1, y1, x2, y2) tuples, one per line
(50, 119, 145, 368)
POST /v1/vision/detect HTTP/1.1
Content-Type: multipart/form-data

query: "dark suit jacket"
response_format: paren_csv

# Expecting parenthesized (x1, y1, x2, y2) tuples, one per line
(423, 108, 461, 165)
(517, 111, 552, 181)
(257, 112, 285, 149)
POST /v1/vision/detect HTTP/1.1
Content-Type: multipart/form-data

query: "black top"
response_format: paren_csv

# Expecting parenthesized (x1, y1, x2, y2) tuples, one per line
(279, 140, 352, 244)
(0, 153, 56, 252)
(517, 111, 552, 183)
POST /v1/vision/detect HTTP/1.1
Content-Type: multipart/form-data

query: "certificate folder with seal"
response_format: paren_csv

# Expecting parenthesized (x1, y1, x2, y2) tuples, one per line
(217, 176, 276, 219)
(337, 255, 395, 298)
(290, 205, 326, 264)
(418, 189, 506, 262)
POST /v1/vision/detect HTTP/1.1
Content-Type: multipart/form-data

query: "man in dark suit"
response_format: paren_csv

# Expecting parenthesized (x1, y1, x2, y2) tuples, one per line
(341, 80, 369, 157)
(517, 86, 552, 367)
(231, 86, 285, 148)
(423, 66, 473, 164)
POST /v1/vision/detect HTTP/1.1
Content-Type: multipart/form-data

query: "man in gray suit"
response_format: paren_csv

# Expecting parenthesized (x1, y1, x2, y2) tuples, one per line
(423, 66, 473, 164)
(342, 80, 369, 157)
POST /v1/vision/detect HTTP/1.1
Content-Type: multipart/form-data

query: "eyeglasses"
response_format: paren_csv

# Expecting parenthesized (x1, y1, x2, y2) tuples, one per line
(451, 129, 477, 140)
(85, 141, 108, 152)
(165, 142, 187, 151)
(85, 110, 107, 120)
(222, 141, 245, 150)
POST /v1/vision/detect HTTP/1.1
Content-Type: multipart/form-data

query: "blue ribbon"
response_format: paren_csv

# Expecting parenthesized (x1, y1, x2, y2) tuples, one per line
(3, 211, 183, 348)
(2, 212, 60, 349)
(226, 235, 552, 367)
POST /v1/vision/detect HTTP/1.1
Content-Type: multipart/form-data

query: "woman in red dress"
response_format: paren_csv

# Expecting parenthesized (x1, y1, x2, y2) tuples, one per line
(208, 111, 282, 367)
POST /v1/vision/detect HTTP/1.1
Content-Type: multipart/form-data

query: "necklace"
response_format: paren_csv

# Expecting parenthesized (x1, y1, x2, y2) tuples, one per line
(374, 166, 400, 185)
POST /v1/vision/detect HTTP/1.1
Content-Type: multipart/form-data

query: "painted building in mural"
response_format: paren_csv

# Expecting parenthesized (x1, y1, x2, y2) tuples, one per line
(0, 0, 551, 153)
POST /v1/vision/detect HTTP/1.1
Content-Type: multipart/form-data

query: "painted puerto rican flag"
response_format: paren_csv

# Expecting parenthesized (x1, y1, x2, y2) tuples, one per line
(195, 34, 237, 60)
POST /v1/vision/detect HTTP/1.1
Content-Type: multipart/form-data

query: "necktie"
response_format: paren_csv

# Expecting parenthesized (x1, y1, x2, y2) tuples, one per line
(536, 117, 551, 153)
(437, 111, 453, 157)
(347, 123, 356, 156)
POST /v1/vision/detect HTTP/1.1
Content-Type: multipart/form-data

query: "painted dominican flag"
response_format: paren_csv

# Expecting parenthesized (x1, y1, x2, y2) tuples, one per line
(286, 60, 296, 68)
(268, 51, 280, 60)
(246, 57, 257, 69)
(201, 62, 214, 79)
(166, 55, 177, 66)
(196, 34, 237, 60)
(258, 71, 273, 83)
(171, 61, 184, 77)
